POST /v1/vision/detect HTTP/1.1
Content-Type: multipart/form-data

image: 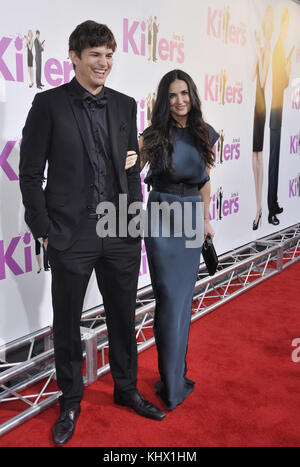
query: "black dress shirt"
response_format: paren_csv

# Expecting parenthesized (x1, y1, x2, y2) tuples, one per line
(73, 79, 119, 212)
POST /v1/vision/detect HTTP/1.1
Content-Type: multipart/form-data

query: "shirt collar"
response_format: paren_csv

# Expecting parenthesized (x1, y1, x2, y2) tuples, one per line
(72, 77, 105, 99)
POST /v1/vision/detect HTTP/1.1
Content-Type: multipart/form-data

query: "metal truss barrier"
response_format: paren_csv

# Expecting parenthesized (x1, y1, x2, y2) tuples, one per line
(0, 223, 299, 437)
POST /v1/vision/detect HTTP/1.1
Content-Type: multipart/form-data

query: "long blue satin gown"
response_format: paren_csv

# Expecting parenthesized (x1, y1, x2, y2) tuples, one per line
(144, 125, 218, 410)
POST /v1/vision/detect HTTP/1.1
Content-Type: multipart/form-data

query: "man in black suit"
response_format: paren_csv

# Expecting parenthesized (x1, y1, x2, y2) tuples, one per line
(19, 20, 165, 446)
(34, 30, 44, 89)
(268, 8, 291, 225)
(152, 17, 159, 62)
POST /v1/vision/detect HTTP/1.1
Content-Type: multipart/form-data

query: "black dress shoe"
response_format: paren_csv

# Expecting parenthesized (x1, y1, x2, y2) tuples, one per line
(274, 205, 283, 214)
(268, 214, 279, 225)
(114, 390, 165, 421)
(253, 211, 262, 231)
(52, 407, 80, 446)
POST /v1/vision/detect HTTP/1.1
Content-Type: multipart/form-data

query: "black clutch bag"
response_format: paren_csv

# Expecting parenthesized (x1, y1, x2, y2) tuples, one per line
(202, 234, 218, 276)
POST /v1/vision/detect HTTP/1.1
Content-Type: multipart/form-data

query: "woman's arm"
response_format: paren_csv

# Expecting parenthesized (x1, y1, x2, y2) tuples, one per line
(199, 167, 215, 239)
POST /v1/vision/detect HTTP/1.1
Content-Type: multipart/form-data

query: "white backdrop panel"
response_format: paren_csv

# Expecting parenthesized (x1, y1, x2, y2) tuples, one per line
(0, 0, 299, 344)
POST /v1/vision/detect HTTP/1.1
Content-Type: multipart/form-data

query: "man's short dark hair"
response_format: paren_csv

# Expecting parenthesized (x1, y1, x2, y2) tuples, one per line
(69, 20, 117, 57)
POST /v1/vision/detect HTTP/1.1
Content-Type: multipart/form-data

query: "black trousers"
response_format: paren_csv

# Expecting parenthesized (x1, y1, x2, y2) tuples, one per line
(47, 218, 141, 410)
(268, 128, 281, 216)
(35, 57, 42, 86)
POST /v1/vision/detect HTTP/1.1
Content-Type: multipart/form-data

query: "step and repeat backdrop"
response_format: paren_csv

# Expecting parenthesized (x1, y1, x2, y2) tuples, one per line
(0, 0, 299, 344)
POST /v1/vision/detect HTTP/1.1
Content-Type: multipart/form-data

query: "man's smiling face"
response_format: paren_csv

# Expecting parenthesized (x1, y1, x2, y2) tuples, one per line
(69, 45, 113, 94)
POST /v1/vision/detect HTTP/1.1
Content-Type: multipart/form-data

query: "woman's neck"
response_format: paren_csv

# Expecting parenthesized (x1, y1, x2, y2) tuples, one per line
(172, 117, 188, 128)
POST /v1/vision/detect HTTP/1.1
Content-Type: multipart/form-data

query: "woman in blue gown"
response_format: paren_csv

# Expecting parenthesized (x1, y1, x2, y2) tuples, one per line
(139, 70, 219, 410)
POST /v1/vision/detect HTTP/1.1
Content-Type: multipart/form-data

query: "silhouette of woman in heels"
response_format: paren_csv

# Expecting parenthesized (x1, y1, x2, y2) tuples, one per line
(251, 6, 274, 230)
(24, 30, 34, 87)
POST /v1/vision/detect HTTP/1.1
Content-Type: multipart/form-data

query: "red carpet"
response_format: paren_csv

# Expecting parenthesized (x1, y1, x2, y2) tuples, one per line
(1, 260, 300, 447)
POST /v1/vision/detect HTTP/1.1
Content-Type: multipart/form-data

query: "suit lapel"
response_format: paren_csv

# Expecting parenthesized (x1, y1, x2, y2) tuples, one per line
(66, 81, 94, 167)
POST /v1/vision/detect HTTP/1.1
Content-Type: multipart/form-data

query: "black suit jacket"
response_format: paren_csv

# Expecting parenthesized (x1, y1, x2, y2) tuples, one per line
(34, 38, 43, 63)
(19, 79, 142, 250)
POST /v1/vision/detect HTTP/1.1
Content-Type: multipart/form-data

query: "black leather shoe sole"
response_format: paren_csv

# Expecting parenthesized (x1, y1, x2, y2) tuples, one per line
(268, 215, 279, 225)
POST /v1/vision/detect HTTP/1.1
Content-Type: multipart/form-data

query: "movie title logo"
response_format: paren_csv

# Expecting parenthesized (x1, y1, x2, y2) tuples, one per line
(213, 131, 240, 164)
(289, 175, 300, 198)
(136, 92, 156, 135)
(210, 188, 239, 221)
(204, 70, 243, 105)
(291, 78, 300, 110)
(0, 139, 21, 181)
(289, 132, 300, 155)
(0, 232, 32, 280)
(206, 6, 247, 46)
(139, 242, 148, 277)
(0, 34, 74, 87)
(123, 17, 184, 63)
(140, 172, 147, 205)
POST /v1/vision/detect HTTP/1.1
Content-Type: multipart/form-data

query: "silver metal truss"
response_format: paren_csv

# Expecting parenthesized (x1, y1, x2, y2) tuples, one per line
(0, 223, 299, 437)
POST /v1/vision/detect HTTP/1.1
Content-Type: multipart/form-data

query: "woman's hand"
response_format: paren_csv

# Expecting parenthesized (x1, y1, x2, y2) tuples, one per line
(125, 150, 138, 170)
(204, 219, 215, 240)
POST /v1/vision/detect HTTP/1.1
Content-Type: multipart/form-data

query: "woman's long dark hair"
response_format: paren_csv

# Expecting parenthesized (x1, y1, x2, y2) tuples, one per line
(141, 69, 214, 172)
